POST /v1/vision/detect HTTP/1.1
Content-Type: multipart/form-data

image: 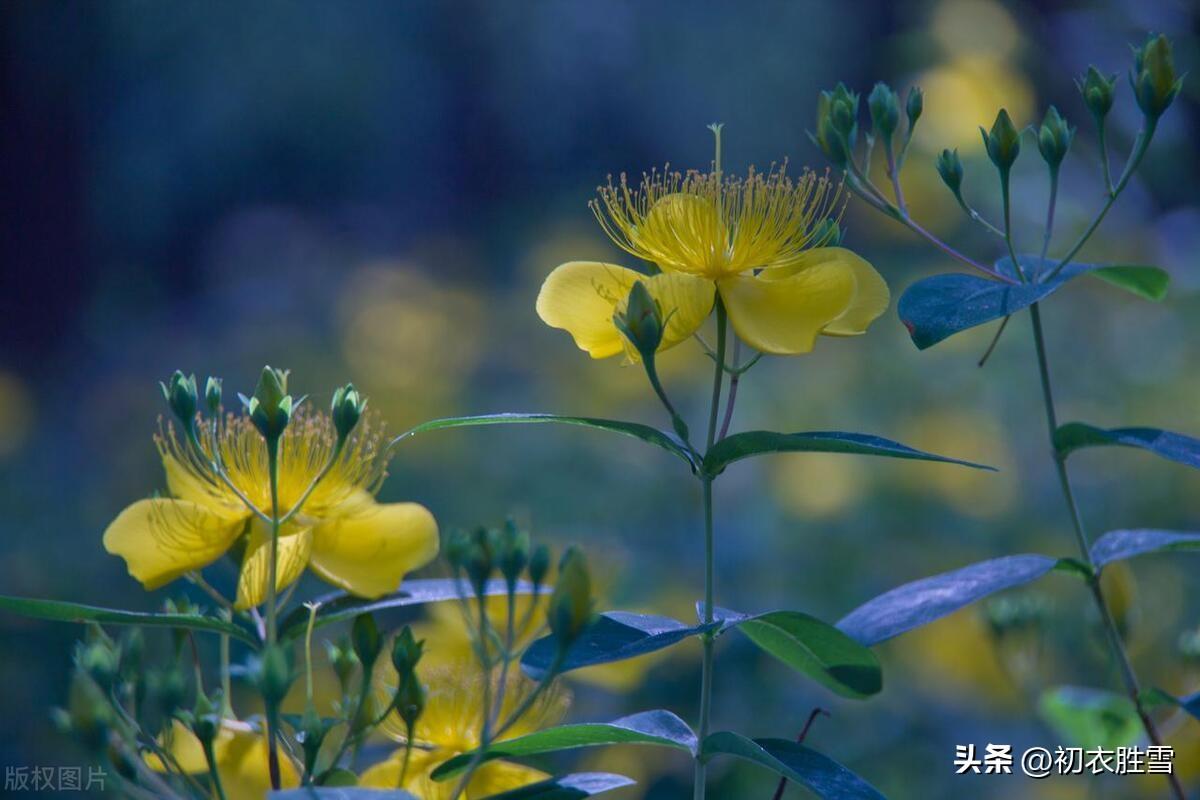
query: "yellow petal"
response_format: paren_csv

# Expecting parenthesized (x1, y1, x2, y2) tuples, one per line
(213, 724, 300, 800)
(309, 501, 439, 598)
(234, 520, 313, 609)
(103, 499, 246, 591)
(718, 259, 856, 355)
(467, 761, 551, 798)
(536, 261, 713, 359)
(761, 247, 889, 336)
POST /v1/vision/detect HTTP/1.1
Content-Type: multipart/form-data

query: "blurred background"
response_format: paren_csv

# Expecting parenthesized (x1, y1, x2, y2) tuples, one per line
(2, 1, 1199, 797)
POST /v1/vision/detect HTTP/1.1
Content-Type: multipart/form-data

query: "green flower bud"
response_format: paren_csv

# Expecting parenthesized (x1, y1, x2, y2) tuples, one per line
(528, 543, 551, 592)
(444, 529, 470, 573)
(612, 281, 664, 360)
(161, 371, 199, 428)
(813, 91, 849, 168)
(254, 644, 294, 706)
(980, 109, 1021, 173)
(464, 527, 495, 597)
(247, 366, 293, 441)
(330, 383, 366, 441)
(1036, 106, 1075, 169)
(77, 641, 119, 693)
(1131, 34, 1182, 120)
(394, 673, 426, 731)
(189, 689, 221, 746)
(150, 666, 187, 720)
(351, 613, 382, 671)
(390, 625, 424, 678)
(325, 637, 359, 695)
(935, 148, 965, 197)
(905, 86, 924, 128)
(547, 547, 594, 647)
(204, 377, 223, 414)
(296, 703, 334, 775)
(497, 519, 531, 588)
(828, 82, 859, 139)
(1077, 65, 1117, 124)
(65, 671, 113, 753)
(868, 82, 900, 142)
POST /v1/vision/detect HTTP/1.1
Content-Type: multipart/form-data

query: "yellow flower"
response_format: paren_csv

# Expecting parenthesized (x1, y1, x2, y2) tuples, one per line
(103, 410, 439, 609)
(149, 719, 299, 800)
(360, 666, 566, 799)
(537, 165, 889, 358)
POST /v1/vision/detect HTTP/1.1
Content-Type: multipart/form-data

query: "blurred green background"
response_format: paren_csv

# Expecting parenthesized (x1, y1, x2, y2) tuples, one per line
(2, 1, 1198, 797)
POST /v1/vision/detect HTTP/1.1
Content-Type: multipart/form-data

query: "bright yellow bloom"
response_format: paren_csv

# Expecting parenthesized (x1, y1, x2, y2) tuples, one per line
(360, 666, 566, 798)
(103, 410, 438, 609)
(150, 719, 299, 800)
(537, 165, 889, 358)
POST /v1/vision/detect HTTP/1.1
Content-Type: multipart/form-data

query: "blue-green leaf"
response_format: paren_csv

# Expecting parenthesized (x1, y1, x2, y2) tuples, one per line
(279, 579, 532, 641)
(701, 733, 885, 800)
(522, 612, 715, 680)
(477, 773, 635, 799)
(836, 555, 1061, 646)
(1038, 686, 1142, 749)
(1089, 266, 1169, 301)
(393, 413, 698, 471)
(702, 430, 993, 477)
(708, 608, 880, 699)
(270, 790, 416, 799)
(1090, 529, 1200, 569)
(1054, 422, 1200, 470)
(431, 710, 696, 780)
(897, 256, 1094, 349)
(0, 595, 259, 646)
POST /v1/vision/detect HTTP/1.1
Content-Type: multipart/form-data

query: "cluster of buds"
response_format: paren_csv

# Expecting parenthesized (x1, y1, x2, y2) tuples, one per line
(389, 626, 426, 734)
(446, 520, 551, 602)
(812, 81, 922, 171)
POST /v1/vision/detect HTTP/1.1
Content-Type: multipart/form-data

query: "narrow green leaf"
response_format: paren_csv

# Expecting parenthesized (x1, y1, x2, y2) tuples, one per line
(1038, 686, 1142, 750)
(0, 595, 259, 646)
(522, 612, 717, 679)
(279, 579, 532, 641)
(1054, 422, 1200, 470)
(720, 610, 881, 699)
(1090, 529, 1200, 569)
(477, 773, 635, 799)
(1089, 266, 1169, 301)
(431, 710, 696, 780)
(393, 413, 697, 471)
(701, 732, 885, 800)
(703, 430, 993, 477)
(1140, 688, 1200, 722)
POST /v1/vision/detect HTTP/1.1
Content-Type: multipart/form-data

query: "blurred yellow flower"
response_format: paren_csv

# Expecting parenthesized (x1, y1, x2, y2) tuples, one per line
(103, 410, 438, 609)
(537, 164, 888, 358)
(150, 719, 298, 800)
(361, 666, 566, 799)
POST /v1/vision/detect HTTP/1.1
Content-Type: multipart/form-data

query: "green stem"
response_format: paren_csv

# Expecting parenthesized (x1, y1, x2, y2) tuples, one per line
(1000, 170, 1027, 282)
(201, 739, 229, 800)
(1041, 166, 1060, 261)
(1028, 303, 1184, 800)
(265, 437, 283, 791)
(694, 301, 727, 800)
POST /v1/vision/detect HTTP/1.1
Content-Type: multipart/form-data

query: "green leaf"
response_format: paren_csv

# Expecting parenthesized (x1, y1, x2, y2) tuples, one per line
(279, 579, 532, 641)
(1090, 529, 1200, 569)
(1089, 266, 1169, 301)
(477, 773, 635, 799)
(703, 430, 993, 477)
(393, 413, 698, 471)
(271, 790, 415, 799)
(714, 609, 881, 699)
(1053, 422, 1200, 470)
(522, 612, 717, 679)
(701, 732, 885, 800)
(1038, 686, 1142, 749)
(0, 595, 259, 646)
(431, 710, 696, 780)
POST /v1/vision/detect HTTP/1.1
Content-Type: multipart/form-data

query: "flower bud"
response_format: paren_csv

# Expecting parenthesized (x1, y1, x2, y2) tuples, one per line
(547, 547, 594, 647)
(161, 371, 199, 428)
(1036, 106, 1075, 169)
(390, 626, 424, 678)
(528, 543, 551, 592)
(868, 82, 900, 142)
(351, 613, 382, 671)
(150, 666, 187, 720)
(297, 703, 334, 775)
(613, 281, 664, 360)
(444, 529, 470, 573)
(204, 377, 223, 414)
(464, 527, 495, 597)
(247, 366, 293, 441)
(980, 109, 1021, 173)
(935, 149, 965, 197)
(813, 91, 849, 168)
(1131, 34, 1182, 120)
(189, 689, 221, 746)
(77, 641, 119, 693)
(253, 644, 294, 707)
(905, 86, 924, 128)
(65, 671, 113, 753)
(1077, 66, 1117, 124)
(330, 383, 366, 441)
(497, 519, 531, 588)
(394, 673, 426, 731)
(828, 83, 859, 139)
(325, 637, 359, 695)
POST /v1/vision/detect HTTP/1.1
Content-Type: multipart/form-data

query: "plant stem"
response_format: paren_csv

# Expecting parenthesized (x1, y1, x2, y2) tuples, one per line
(1028, 303, 1184, 800)
(717, 339, 742, 441)
(265, 438, 283, 791)
(999, 170, 1027, 283)
(202, 739, 229, 800)
(769, 708, 828, 800)
(694, 301, 727, 800)
(1040, 167, 1060, 261)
